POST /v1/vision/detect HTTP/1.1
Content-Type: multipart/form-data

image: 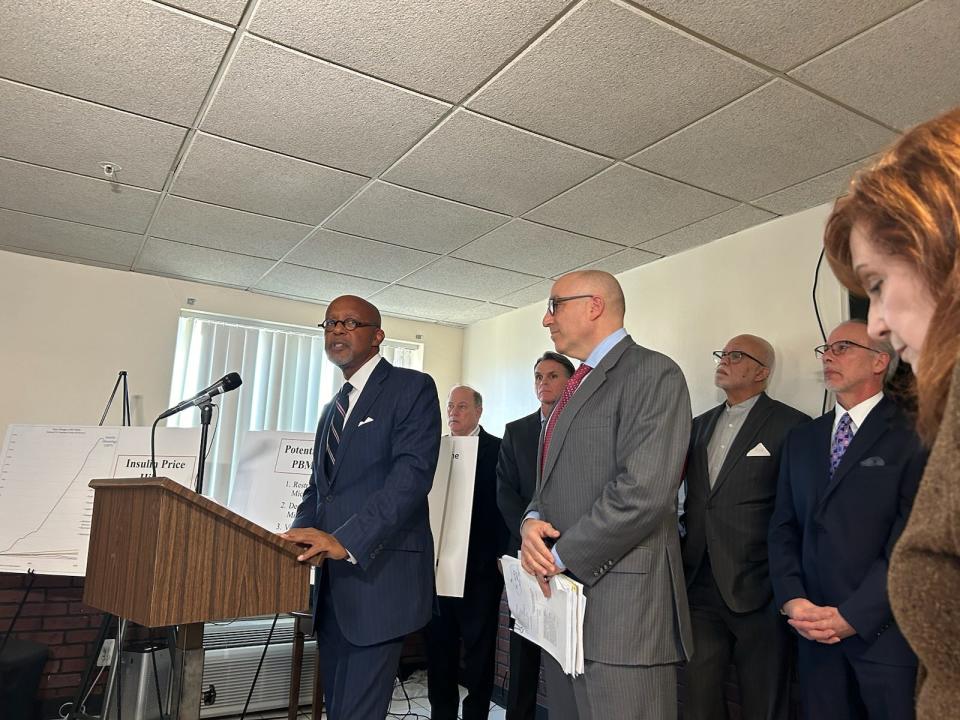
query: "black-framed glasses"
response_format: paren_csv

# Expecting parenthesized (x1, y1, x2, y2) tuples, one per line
(814, 340, 881, 358)
(318, 318, 379, 332)
(546, 294, 594, 315)
(712, 350, 766, 367)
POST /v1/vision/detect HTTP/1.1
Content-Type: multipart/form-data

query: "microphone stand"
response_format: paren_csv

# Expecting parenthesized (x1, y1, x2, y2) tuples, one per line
(195, 402, 215, 496)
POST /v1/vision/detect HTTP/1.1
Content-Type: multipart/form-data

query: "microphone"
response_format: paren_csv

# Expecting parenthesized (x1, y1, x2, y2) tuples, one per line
(158, 372, 242, 420)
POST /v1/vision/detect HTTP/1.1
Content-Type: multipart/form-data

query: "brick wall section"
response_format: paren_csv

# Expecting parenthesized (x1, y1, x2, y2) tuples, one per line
(0, 571, 106, 703)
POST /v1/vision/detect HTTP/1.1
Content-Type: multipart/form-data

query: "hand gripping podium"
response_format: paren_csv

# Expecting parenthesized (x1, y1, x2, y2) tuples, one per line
(84, 477, 311, 720)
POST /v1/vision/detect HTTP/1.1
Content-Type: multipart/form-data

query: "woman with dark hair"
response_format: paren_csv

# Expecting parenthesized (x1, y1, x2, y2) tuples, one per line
(823, 106, 960, 719)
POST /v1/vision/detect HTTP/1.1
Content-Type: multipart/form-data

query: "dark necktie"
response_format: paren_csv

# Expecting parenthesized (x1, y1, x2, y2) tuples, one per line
(830, 412, 853, 477)
(541, 363, 592, 473)
(325, 381, 353, 475)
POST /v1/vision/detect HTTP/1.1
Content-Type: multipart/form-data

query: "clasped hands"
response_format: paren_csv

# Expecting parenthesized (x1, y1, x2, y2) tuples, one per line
(520, 518, 561, 598)
(279, 528, 348, 564)
(782, 598, 856, 644)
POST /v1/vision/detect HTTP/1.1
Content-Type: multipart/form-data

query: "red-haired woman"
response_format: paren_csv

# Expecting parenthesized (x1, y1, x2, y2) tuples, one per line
(823, 106, 960, 719)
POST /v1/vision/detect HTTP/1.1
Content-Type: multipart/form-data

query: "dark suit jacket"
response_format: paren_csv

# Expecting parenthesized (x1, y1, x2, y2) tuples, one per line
(683, 392, 810, 613)
(768, 395, 924, 666)
(291, 359, 441, 646)
(464, 426, 508, 581)
(496, 410, 541, 557)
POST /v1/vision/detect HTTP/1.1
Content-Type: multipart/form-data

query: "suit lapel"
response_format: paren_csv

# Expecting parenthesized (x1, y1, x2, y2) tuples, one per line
(818, 397, 892, 507)
(540, 336, 631, 488)
(693, 403, 724, 493)
(710, 394, 774, 497)
(329, 359, 389, 486)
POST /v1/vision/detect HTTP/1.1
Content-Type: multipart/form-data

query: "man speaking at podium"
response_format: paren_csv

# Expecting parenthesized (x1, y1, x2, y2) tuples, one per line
(281, 295, 441, 720)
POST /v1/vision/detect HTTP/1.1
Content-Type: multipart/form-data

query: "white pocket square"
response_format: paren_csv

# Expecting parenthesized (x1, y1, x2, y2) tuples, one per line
(746, 443, 771, 457)
(358, 417, 374, 426)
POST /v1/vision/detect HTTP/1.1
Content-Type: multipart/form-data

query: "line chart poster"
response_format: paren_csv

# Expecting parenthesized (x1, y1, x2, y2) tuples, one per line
(0, 425, 200, 576)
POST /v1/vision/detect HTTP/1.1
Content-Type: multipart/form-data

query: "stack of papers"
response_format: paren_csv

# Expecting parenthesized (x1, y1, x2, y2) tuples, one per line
(501, 555, 586, 676)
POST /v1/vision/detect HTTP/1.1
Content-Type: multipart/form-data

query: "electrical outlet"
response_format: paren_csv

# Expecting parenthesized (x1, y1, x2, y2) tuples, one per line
(96, 639, 115, 667)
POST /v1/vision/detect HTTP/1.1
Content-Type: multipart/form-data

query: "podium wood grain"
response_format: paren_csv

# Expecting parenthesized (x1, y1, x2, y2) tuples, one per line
(84, 477, 309, 628)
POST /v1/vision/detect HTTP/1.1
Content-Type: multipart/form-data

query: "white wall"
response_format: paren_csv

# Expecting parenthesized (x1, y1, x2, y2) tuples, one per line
(464, 203, 847, 436)
(0, 250, 464, 440)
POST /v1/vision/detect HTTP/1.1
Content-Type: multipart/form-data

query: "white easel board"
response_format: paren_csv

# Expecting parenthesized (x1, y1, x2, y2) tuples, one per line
(0, 425, 201, 576)
(428, 435, 478, 598)
(228, 431, 314, 533)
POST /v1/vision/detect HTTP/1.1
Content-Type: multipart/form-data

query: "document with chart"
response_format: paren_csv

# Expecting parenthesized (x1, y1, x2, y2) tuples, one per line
(0, 425, 200, 576)
(501, 554, 586, 676)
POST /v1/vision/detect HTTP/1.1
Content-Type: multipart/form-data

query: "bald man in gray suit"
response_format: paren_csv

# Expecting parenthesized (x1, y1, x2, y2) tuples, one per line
(521, 270, 693, 720)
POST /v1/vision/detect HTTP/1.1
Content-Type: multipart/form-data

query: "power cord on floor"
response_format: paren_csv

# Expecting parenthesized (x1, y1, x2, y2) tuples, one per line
(386, 675, 430, 720)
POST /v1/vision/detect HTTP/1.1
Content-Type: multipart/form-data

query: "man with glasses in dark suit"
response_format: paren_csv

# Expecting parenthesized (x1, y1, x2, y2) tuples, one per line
(768, 320, 923, 720)
(282, 295, 441, 720)
(497, 351, 575, 719)
(681, 335, 808, 720)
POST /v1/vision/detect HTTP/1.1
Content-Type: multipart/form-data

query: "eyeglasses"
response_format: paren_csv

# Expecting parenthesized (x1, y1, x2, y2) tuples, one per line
(712, 350, 766, 367)
(813, 340, 881, 358)
(546, 294, 594, 315)
(318, 318, 379, 332)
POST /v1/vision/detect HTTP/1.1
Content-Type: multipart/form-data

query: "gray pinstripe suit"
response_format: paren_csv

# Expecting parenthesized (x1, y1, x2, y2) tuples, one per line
(528, 334, 693, 719)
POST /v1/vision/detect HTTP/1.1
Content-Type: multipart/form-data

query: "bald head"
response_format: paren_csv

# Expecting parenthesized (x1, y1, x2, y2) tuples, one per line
(714, 333, 775, 404)
(543, 270, 626, 360)
(328, 295, 381, 326)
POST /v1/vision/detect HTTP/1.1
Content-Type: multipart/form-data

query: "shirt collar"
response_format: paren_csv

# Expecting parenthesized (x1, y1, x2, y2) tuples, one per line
(584, 328, 628, 368)
(344, 353, 382, 396)
(833, 390, 883, 435)
(726, 393, 761, 414)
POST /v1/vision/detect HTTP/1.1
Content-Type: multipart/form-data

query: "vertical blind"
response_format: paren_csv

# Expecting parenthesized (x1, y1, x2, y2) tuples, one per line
(167, 311, 424, 504)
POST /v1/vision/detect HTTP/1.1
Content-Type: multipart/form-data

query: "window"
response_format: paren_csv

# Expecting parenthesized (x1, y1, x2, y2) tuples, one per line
(167, 310, 423, 504)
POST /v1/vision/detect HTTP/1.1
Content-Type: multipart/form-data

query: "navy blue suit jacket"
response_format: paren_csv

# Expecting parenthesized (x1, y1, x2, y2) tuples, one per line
(768, 395, 924, 666)
(291, 358, 441, 646)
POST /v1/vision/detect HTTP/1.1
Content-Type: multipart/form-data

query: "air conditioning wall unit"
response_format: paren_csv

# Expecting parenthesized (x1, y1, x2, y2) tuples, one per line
(110, 616, 317, 720)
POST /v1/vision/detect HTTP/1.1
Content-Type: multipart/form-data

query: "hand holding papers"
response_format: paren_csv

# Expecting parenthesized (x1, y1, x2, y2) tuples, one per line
(501, 555, 585, 676)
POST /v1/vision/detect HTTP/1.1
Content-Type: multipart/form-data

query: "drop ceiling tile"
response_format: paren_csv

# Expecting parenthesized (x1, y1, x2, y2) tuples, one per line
(151, 196, 312, 259)
(135, 237, 276, 286)
(286, 229, 437, 282)
(0, 0, 232, 124)
(443, 303, 515, 325)
(468, 0, 767, 158)
(254, 263, 387, 302)
(383, 110, 610, 215)
(0, 209, 143, 267)
(754, 156, 877, 216)
(791, 1, 960, 130)
(0, 158, 159, 233)
(629, 80, 896, 201)
(368, 285, 484, 321)
(166, 0, 246, 24)
(525, 163, 736, 245)
(0, 245, 131, 272)
(574, 247, 661, 275)
(639, 204, 776, 255)
(201, 36, 450, 175)
(249, 0, 569, 100)
(453, 219, 622, 276)
(400, 257, 540, 302)
(171, 133, 367, 224)
(325, 181, 509, 254)
(642, 0, 913, 70)
(495, 279, 555, 308)
(0, 80, 186, 191)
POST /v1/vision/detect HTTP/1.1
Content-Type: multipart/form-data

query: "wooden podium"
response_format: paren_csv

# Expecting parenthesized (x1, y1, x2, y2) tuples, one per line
(84, 477, 311, 720)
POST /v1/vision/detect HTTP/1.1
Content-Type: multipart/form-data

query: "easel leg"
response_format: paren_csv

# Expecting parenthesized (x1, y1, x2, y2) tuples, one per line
(168, 623, 204, 720)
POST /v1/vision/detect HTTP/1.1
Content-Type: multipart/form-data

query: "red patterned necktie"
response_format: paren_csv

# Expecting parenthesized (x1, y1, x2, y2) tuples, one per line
(541, 363, 592, 473)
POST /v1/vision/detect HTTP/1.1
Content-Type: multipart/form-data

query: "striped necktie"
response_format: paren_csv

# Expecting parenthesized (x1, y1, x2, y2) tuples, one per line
(325, 381, 353, 475)
(541, 363, 592, 473)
